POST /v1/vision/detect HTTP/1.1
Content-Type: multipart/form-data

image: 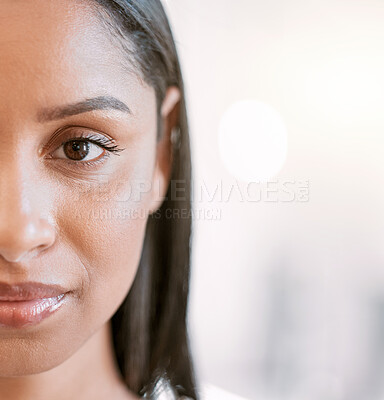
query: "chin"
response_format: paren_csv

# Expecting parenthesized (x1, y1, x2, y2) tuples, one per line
(0, 356, 63, 377)
(0, 335, 78, 377)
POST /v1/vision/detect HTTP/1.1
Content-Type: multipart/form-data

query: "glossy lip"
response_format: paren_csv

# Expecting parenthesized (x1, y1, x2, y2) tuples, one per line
(0, 281, 70, 328)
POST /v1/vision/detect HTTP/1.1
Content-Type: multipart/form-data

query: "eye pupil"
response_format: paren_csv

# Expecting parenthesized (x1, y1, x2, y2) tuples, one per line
(64, 140, 89, 160)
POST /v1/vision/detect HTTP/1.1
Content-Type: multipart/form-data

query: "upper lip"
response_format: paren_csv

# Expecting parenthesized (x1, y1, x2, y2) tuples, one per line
(0, 281, 68, 301)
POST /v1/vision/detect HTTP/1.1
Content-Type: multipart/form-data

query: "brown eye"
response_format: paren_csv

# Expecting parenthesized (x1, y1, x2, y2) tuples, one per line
(63, 140, 90, 161)
(51, 138, 105, 162)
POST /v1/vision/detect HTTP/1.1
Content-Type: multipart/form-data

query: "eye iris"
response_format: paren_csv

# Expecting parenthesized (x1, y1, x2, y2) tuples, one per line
(64, 140, 90, 160)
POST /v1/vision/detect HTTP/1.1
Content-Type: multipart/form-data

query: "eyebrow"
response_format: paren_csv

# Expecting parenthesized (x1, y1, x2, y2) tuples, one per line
(37, 96, 131, 122)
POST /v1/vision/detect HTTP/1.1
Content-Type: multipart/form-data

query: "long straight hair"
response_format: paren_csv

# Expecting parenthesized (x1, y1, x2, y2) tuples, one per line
(91, 1, 197, 398)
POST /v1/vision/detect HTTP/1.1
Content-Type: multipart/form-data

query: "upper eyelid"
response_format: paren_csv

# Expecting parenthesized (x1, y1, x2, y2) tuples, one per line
(59, 134, 114, 148)
(60, 134, 125, 154)
(42, 125, 117, 153)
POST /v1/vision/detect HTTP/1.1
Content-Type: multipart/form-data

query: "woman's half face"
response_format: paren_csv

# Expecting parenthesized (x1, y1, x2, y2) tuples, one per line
(0, 0, 168, 375)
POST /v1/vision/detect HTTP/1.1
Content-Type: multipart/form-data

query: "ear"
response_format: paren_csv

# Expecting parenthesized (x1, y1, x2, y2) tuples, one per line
(148, 86, 181, 215)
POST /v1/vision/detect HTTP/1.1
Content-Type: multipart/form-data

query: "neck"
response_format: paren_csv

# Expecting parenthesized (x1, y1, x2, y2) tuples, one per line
(0, 321, 137, 400)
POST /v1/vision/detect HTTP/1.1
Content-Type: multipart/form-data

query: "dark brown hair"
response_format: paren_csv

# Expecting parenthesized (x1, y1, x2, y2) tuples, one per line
(91, 1, 197, 398)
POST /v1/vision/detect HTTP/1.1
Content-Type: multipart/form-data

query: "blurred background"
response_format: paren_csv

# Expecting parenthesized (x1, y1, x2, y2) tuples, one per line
(163, 1, 384, 399)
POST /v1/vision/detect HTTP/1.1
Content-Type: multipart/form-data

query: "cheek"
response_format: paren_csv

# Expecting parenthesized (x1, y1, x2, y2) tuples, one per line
(56, 177, 152, 329)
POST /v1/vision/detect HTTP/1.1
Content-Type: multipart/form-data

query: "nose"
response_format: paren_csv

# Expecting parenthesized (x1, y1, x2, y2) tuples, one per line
(0, 169, 56, 263)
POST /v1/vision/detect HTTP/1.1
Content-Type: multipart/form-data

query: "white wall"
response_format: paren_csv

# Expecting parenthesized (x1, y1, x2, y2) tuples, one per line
(164, 1, 384, 399)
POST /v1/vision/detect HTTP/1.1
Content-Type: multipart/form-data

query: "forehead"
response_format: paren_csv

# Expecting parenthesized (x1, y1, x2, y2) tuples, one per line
(0, 0, 107, 70)
(0, 0, 147, 117)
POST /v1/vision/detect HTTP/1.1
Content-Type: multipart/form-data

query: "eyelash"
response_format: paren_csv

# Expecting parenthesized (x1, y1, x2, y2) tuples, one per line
(54, 131, 125, 169)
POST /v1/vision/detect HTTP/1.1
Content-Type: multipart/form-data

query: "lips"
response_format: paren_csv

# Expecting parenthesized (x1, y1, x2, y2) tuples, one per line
(0, 281, 69, 328)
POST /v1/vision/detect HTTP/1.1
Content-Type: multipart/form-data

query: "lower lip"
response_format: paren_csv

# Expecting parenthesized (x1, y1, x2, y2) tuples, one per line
(0, 294, 67, 328)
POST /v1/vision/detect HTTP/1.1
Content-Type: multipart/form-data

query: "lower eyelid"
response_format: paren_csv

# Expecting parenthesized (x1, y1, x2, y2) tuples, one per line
(61, 151, 111, 167)
(45, 150, 112, 172)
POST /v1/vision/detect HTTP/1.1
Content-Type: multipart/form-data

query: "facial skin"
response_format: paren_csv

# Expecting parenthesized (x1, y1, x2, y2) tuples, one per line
(0, 1, 179, 399)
